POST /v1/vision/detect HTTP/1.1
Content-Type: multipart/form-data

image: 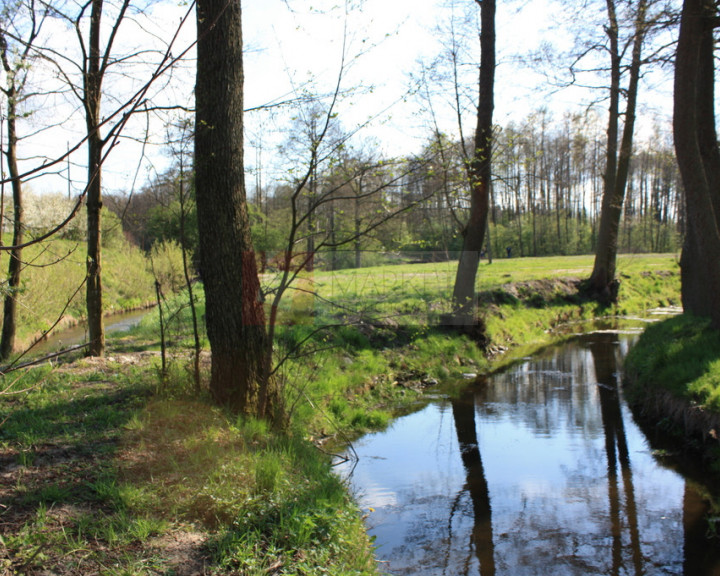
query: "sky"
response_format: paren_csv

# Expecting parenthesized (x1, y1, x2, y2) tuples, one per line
(1, 0, 676, 198)
(240, 0, 674, 189)
(242, 0, 565, 162)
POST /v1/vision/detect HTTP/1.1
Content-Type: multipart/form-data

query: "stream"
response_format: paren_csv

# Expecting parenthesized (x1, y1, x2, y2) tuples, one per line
(337, 322, 720, 575)
(28, 308, 151, 357)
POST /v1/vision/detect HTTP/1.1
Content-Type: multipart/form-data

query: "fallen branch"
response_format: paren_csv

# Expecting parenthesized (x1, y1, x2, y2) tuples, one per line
(0, 342, 89, 374)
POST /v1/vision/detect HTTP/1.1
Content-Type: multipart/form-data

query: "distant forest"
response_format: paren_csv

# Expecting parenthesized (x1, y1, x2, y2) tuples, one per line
(109, 111, 680, 270)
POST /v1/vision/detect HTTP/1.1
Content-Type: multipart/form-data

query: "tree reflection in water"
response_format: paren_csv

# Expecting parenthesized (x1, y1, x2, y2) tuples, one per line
(591, 333, 643, 575)
(340, 330, 720, 575)
(450, 385, 495, 576)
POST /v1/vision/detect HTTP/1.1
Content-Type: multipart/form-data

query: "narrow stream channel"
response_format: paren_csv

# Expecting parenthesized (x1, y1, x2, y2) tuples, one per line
(28, 308, 150, 357)
(337, 325, 720, 575)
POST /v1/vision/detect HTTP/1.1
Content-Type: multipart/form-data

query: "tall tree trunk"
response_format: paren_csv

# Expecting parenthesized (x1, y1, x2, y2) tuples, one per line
(589, 0, 647, 302)
(195, 0, 274, 416)
(0, 5, 45, 359)
(451, 0, 495, 321)
(0, 81, 23, 360)
(85, 0, 105, 356)
(674, 0, 720, 326)
(678, 3, 720, 317)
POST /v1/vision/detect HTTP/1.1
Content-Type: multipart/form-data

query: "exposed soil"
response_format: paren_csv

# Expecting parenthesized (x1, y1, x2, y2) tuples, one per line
(625, 384, 720, 474)
(479, 277, 585, 308)
(147, 531, 209, 575)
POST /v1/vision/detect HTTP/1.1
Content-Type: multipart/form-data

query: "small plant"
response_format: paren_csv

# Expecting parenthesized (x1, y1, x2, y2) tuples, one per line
(36, 483, 72, 505)
(16, 449, 36, 467)
(254, 453, 284, 494)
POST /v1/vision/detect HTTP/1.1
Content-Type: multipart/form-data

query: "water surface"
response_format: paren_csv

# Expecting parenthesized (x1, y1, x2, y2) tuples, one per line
(338, 330, 720, 575)
(29, 308, 150, 357)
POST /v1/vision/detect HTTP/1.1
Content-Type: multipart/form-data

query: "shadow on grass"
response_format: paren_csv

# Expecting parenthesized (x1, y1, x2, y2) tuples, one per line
(0, 381, 151, 510)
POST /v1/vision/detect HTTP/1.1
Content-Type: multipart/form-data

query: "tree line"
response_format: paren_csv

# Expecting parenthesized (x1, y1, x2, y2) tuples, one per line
(115, 109, 681, 270)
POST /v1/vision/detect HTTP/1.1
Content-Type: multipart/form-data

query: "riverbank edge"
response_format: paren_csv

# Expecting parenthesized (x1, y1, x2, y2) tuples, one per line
(625, 384, 720, 464)
(19, 301, 157, 354)
(623, 315, 720, 476)
(319, 270, 683, 571)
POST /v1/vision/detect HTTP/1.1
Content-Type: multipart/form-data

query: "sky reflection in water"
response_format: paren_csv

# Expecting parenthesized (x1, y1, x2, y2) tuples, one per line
(338, 332, 720, 575)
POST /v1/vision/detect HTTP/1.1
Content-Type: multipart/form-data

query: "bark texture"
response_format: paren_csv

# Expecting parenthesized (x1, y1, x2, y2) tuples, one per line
(589, 0, 648, 302)
(451, 0, 495, 321)
(0, 59, 23, 360)
(85, 0, 105, 356)
(673, 0, 720, 327)
(195, 0, 273, 415)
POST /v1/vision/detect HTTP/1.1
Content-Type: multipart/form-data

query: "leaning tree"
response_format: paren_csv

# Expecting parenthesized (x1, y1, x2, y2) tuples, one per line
(451, 0, 496, 323)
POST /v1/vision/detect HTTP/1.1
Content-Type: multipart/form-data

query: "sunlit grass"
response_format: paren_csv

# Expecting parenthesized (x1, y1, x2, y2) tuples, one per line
(625, 314, 720, 412)
(0, 252, 683, 574)
(117, 254, 680, 435)
(624, 313, 720, 472)
(304, 253, 679, 324)
(0, 358, 377, 574)
(119, 398, 376, 573)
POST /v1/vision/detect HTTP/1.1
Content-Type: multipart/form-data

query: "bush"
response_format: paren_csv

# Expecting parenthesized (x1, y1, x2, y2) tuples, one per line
(150, 240, 188, 293)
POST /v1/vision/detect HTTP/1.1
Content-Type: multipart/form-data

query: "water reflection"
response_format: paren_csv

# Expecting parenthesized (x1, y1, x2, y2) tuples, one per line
(29, 308, 149, 357)
(450, 387, 495, 575)
(339, 331, 720, 575)
(591, 334, 642, 575)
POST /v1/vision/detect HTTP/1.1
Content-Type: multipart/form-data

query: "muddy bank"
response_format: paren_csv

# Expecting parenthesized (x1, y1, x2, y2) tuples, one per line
(478, 278, 589, 308)
(624, 376, 720, 472)
(479, 276, 584, 308)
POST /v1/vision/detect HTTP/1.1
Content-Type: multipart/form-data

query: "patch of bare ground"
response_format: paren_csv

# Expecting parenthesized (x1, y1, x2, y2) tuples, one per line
(148, 531, 209, 575)
(61, 350, 161, 373)
(479, 277, 584, 308)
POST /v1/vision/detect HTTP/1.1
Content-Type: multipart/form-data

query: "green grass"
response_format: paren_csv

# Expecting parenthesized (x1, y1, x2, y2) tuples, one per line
(0, 359, 376, 574)
(625, 314, 720, 412)
(132, 254, 680, 437)
(303, 253, 679, 330)
(624, 313, 720, 473)
(119, 398, 375, 574)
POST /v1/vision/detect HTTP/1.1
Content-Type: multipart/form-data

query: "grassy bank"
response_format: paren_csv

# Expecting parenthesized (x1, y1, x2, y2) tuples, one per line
(274, 253, 680, 433)
(624, 314, 720, 472)
(0, 235, 158, 352)
(0, 253, 681, 574)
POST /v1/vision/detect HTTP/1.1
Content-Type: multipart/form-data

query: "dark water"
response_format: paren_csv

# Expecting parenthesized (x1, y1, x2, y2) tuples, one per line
(338, 329, 720, 575)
